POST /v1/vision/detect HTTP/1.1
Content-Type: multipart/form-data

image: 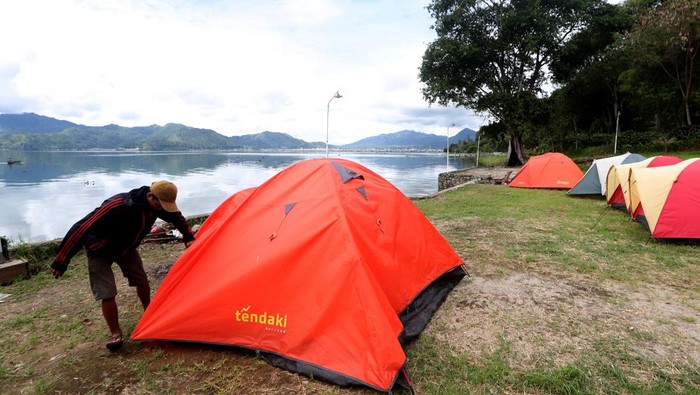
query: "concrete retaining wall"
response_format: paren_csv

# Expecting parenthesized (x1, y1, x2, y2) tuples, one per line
(438, 171, 476, 191)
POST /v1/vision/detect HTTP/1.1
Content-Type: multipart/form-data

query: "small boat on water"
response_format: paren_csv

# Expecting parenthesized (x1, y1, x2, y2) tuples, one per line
(7, 158, 21, 165)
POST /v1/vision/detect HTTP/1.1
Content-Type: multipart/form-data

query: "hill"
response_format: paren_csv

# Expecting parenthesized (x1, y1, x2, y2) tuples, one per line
(0, 113, 476, 151)
(0, 113, 84, 134)
(451, 128, 477, 142)
(233, 131, 325, 150)
(341, 128, 477, 150)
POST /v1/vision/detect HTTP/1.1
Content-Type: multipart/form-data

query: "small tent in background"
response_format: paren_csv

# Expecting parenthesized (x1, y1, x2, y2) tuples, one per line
(628, 158, 700, 240)
(132, 158, 466, 392)
(509, 152, 583, 189)
(568, 152, 645, 196)
(605, 155, 683, 211)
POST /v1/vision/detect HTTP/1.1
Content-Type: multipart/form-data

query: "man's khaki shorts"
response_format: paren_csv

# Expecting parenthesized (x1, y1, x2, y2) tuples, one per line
(87, 249, 148, 300)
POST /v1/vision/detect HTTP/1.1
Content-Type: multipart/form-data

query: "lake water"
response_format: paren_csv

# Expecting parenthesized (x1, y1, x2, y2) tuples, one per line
(0, 151, 473, 243)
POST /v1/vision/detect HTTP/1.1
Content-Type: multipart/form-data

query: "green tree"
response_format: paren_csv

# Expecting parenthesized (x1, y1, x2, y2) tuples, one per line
(625, 0, 700, 126)
(550, 1, 634, 141)
(420, 0, 609, 165)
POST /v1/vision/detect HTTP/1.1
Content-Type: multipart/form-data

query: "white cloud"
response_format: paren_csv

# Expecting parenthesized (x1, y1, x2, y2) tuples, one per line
(0, 0, 484, 145)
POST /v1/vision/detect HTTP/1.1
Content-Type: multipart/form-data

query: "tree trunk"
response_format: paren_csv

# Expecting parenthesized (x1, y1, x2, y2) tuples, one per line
(655, 114, 661, 130)
(505, 134, 526, 166)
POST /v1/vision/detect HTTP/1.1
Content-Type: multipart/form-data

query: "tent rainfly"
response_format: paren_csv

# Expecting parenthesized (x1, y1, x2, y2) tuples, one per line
(628, 158, 700, 240)
(131, 158, 466, 393)
(568, 152, 645, 196)
(605, 156, 683, 212)
(509, 152, 583, 189)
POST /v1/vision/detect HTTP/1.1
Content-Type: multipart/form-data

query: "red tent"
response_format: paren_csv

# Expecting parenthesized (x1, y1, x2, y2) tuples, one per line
(509, 152, 583, 189)
(605, 155, 683, 212)
(628, 158, 700, 239)
(131, 158, 465, 392)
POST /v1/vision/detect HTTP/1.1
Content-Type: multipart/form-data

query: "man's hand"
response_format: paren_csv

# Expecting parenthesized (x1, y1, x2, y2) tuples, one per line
(50, 267, 64, 279)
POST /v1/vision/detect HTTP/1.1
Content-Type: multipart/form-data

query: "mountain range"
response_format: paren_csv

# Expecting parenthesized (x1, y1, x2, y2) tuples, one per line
(0, 113, 477, 151)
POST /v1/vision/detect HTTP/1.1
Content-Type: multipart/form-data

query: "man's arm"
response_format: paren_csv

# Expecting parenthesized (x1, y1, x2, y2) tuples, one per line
(160, 211, 196, 246)
(51, 197, 123, 276)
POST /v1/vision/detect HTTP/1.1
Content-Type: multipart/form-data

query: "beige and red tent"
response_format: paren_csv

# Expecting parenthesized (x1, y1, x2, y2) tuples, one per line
(509, 152, 583, 189)
(131, 158, 465, 392)
(628, 158, 700, 239)
(605, 156, 682, 212)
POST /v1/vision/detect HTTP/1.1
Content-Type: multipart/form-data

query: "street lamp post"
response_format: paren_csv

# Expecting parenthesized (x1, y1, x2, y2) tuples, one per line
(446, 123, 454, 168)
(476, 132, 481, 168)
(326, 91, 342, 158)
(614, 110, 620, 154)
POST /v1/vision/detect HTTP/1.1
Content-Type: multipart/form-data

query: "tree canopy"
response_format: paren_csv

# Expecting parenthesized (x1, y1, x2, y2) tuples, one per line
(624, 0, 700, 127)
(420, 0, 700, 161)
(420, 0, 613, 165)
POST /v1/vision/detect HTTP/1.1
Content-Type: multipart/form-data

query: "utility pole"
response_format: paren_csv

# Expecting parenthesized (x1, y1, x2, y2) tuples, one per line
(446, 123, 455, 168)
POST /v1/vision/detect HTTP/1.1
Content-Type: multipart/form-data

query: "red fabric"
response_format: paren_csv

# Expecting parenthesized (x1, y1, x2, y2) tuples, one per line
(653, 160, 700, 238)
(509, 152, 583, 189)
(632, 203, 645, 219)
(648, 156, 683, 168)
(131, 158, 463, 391)
(607, 186, 625, 206)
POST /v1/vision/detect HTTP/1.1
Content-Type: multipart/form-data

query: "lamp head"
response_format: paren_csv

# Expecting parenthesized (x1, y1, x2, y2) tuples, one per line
(334, 91, 342, 99)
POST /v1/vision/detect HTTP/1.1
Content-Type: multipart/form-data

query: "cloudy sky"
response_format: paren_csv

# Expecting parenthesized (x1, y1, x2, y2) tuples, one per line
(0, 0, 484, 145)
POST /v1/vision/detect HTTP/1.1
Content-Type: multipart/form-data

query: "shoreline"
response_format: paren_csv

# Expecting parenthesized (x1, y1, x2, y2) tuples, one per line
(5, 168, 519, 251)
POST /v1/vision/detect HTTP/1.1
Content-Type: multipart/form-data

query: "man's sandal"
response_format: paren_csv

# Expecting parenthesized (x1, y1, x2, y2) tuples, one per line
(106, 334, 124, 352)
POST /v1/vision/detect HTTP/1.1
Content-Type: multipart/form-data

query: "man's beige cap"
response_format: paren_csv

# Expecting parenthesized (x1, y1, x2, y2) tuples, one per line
(151, 180, 179, 212)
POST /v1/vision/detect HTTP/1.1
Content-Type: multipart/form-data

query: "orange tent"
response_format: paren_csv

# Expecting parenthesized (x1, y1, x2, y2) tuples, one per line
(131, 158, 465, 392)
(509, 152, 583, 189)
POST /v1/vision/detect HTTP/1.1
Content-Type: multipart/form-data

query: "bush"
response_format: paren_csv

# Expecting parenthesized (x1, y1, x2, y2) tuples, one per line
(669, 125, 700, 141)
(571, 128, 700, 153)
(8, 240, 60, 277)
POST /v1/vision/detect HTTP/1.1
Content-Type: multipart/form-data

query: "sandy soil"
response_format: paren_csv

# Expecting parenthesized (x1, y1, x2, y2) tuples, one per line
(432, 272, 699, 368)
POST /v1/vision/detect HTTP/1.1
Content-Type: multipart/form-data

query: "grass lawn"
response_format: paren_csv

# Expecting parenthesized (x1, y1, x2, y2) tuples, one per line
(412, 184, 699, 394)
(1, 178, 698, 394)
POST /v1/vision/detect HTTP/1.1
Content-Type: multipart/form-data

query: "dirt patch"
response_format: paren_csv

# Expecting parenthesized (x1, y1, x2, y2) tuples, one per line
(430, 272, 700, 369)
